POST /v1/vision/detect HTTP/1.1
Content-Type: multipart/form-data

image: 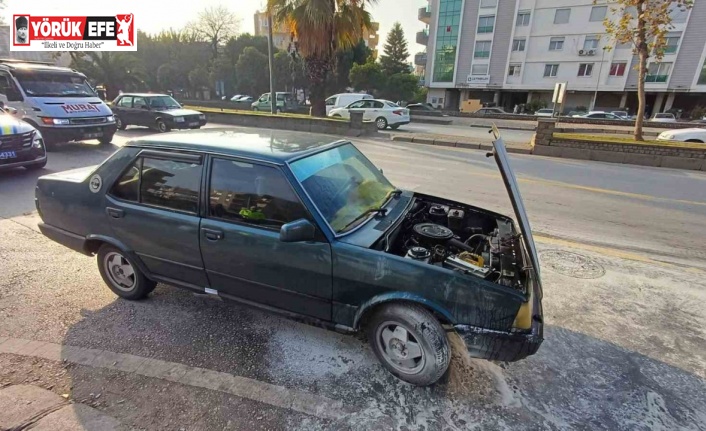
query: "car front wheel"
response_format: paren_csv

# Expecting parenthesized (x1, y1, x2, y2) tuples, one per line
(156, 120, 169, 133)
(97, 244, 156, 300)
(367, 303, 450, 386)
(115, 116, 126, 130)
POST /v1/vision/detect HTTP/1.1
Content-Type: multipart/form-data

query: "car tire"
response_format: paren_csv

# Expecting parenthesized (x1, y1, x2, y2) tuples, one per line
(376, 117, 388, 130)
(686, 139, 704, 143)
(367, 303, 450, 386)
(97, 244, 156, 300)
(115, 116, 126, 130)
(98, 134, 114, 145)
(253, 107, 259, 112)
(24, 159, 47, 170)
(156, 120, 169, 133)
(332, 114, 342, 118)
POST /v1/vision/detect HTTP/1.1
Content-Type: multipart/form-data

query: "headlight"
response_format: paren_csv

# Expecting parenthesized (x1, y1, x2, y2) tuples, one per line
(199, 114, 206, 120)
(173, 116, 185, 123)
(31, 130, 44, 149)
(107, 115, 115, 122)
(41, 117, 70, 125)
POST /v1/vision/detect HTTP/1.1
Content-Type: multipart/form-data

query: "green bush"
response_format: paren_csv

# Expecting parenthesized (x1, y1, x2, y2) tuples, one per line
(525, 100, 547, 113)
(690, 105, 706, 120)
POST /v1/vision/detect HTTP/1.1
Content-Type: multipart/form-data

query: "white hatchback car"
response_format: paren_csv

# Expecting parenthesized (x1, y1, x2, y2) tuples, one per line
(657, 128, 706, 143)
(328, 99, 411, 130)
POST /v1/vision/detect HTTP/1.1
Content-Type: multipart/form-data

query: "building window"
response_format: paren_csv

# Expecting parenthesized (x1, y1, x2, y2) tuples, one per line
(664, 35, 680, 54)
(480, 0, 497, 8)
(646, 62, 673, 83)
(512, 38, 526, 52)
(669, 6, 689, 23)
(583, 36, 600, 51)
(478, 15, 495, 33)
(699, 59, 706, 85)
(578, 63, 594, 77)
(616, 41, 632, 50)
(549, 37, 564, 51)
(474, 41, 491, 58)
(516, 11, 530, 26)
(432, 0, 462, 82)
(609, 62, 627, 76)
(554, 8, 571, 24)
(472, 64, 489, 75)
(544, 64, 559, 77)
(508, 64, 522, 77)
(589, 6, 607, 22)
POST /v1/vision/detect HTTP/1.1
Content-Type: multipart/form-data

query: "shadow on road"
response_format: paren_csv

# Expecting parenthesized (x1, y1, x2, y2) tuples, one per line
(59, 282, 706, 430)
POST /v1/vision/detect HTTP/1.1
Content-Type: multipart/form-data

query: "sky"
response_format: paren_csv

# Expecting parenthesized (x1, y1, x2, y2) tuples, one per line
(4, 0, 427, 61)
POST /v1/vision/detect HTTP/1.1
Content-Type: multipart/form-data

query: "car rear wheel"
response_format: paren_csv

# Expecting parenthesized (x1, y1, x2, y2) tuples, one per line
(376, 117, 388, 130)
(156, 120, 169, 133)
(115, 116, 126, 130)
(367, 303, 450, 386)
(686, 139, 704, 143)
(97, 245, 156, 300)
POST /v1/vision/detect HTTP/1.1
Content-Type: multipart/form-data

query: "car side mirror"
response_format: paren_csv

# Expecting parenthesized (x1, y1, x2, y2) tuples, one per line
(7, 87, 23, 102)
(280, 219, 316, 243)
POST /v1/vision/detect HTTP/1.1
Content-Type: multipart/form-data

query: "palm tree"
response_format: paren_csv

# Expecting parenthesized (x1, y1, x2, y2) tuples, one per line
(267, 0, 376, 117)
(68, 52, 145, 100)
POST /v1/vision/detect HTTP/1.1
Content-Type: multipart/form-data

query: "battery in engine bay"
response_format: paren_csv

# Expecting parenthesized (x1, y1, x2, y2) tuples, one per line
(444, 254, 491, 278)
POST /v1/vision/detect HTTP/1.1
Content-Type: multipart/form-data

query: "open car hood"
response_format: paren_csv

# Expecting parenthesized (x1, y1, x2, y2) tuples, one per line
(491, 129, 541, 279)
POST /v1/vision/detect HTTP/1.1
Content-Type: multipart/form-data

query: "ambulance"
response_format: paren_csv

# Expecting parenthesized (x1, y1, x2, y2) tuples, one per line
(0, 59, 117, 150)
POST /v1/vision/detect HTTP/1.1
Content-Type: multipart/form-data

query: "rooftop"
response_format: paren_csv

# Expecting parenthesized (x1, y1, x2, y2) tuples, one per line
(127, 129, 349, 164)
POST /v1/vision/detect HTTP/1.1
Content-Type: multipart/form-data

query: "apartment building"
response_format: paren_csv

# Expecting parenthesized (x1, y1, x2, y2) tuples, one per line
(254, 12, 380, 58)
(417, 0, 706, 115)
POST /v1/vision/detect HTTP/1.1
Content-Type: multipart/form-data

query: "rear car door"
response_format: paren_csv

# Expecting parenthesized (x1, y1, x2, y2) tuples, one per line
(105, 150, 209, 288)
(365, 100, 384, 121)
(199, 157, 333, 320)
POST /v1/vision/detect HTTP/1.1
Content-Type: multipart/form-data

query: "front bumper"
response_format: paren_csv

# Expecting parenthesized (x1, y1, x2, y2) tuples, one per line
(0, 147, 47, 171)
(38, 123, 118, 143)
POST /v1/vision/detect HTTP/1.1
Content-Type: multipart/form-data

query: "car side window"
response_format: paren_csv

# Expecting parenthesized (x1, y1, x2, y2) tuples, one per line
(133, 96, 146, 109)
(372, 101, 384, 109)
(348, 100, 365, 109)
(326, 97, 335, 106)
(109, 155, 202, 214)
(209, 158, 310, 229)
(117, 96, 133, 108)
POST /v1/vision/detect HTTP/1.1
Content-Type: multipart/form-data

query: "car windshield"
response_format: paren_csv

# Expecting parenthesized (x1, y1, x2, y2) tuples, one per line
(290, 143, 396, 233)
(14, 71, 97, 97)
(149, 96, 181, 109)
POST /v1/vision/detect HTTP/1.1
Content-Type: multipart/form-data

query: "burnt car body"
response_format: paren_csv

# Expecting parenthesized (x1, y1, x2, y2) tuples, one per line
(35, 129, 543, 386)
(110, 93, 206, 133)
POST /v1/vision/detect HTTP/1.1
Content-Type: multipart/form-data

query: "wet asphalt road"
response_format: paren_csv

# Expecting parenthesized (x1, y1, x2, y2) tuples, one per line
(1, 124, 705, 430)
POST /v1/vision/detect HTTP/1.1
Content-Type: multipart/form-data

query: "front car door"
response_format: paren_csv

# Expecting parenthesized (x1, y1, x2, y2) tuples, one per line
(106, 149, 209, 288)
(113, 96, 133, 125)
(199, 157, 333, 320)
(346, 100, 366, 120)
(131, 96, 149, 127)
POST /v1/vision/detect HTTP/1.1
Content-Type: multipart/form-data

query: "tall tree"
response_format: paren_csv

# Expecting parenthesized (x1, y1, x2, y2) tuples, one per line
(349, 59, 384, 95)
(598, 0, 692, 140)
(328, 39, 372, 94)
(268, 0, 377, 117)
(187, 6, 241, 60)
(68, 52, 145, 99)
(235, 47, 271, 96)
(379, 22, 411, 75)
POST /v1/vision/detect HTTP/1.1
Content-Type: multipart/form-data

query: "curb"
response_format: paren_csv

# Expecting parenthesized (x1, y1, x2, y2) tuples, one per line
(389, 135, 532, 155)
(468, 124, 536, 132)
(0, 337, 356, 421)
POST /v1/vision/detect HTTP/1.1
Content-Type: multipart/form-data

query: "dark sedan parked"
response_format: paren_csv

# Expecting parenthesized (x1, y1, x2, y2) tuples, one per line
(110, 93, 207, 133)
(35, 129, 543, 386)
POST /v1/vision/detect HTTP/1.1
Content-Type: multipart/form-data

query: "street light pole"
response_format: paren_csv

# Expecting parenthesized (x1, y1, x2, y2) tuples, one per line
(267, 12, 277, 114)
(592, 46, 607, 111)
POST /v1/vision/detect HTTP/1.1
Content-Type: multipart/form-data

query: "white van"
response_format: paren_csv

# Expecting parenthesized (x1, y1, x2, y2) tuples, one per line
(325, 93, 373, 115)
(0, 59, 117, 149)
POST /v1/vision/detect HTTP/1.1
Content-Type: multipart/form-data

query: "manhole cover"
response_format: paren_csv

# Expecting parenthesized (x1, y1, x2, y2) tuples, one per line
(540, 250, 605, 279)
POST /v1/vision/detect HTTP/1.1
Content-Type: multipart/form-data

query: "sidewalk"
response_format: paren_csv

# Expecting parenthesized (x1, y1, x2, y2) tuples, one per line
(0, 384, 125, 431)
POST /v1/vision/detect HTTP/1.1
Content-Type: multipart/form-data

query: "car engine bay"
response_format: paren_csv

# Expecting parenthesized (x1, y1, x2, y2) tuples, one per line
(377, 196, 528, 292)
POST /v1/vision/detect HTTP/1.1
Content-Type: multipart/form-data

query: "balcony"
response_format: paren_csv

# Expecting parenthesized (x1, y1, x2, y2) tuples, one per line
(415, 52, 427, 65)
(645, 74, 669, 83)
(416, 29, 429, 46)
(419, 6, 431, 24)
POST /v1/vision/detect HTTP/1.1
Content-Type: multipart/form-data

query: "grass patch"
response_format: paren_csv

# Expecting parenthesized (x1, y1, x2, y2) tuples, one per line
(183, 105, 347, 123)
(554, 133, 705, 150)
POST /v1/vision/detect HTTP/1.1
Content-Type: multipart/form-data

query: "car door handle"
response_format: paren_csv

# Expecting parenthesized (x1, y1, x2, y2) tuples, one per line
(106, 207, 125, 219)
(202, 228, 224, 241)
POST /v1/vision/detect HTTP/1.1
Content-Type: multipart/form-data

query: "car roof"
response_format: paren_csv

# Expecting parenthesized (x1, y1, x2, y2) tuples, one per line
(125, 128, 349, 164)
(117, 93, 170, 98)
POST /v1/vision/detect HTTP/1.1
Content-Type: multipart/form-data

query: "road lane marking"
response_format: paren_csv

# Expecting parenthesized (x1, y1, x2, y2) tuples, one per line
(0, 337, 356, 420)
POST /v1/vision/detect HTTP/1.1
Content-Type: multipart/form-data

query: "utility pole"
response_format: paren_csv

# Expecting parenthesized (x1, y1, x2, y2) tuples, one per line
(267, 12, 277, 114)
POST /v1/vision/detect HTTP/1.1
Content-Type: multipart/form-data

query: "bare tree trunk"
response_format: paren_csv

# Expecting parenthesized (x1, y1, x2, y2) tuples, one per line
(634, 0, 647, 141)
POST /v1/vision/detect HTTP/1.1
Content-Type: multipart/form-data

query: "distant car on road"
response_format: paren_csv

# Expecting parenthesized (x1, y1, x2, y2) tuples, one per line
(34, 129, 543, 387)
(328, 99, 411, 130)
(405, 103, 439, 113)
(0, 107, 47, 171)
(534, 109, 555, 117)
(325, 93, 373, 116)
(657, 128, 706, 143)
(111, 93, 207, 133)
(252, 92, 299, 113)
(611, 111, 630, 120)
(650, 113, 677, 123)
(474, 107, 508, 115)
(572, 111, 623, 120)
